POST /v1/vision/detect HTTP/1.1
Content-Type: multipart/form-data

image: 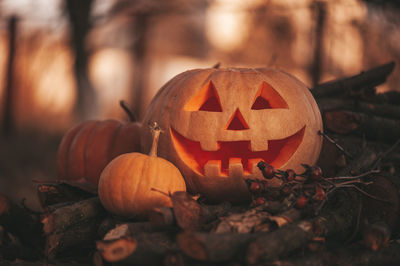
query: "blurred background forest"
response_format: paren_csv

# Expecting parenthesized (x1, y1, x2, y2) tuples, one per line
(0, 0, 400, 210)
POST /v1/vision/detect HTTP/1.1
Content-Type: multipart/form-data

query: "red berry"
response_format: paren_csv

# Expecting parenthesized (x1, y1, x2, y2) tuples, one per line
(310, 166, 323, 181)
(254, 197, 266, 206)
(249, 181, 261, 193)
(296, 196, 308, 208)
(280, 185, 291, 195)
(285, 169, 296, 181)
(314, 187, 325, 201)
(260, 180, 269, 191)
(262, 164, 276, 179)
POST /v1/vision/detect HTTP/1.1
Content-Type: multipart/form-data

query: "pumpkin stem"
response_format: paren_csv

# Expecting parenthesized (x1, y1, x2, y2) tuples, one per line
(119, 100, 137, 122)
(149, 122, 162, 157)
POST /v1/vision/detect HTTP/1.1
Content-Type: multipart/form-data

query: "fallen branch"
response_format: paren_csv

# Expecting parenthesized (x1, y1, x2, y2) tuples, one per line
(41, 197, 106, 260)
(36, 182, 93, 209)
(312, 61, 395, 98)
(318, 98, 400, 120)
(324, 110, 400, 143)
(41, 197, 105, 235)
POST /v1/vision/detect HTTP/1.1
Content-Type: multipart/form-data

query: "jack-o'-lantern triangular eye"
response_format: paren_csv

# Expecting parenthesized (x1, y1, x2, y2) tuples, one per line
(184, 81, 222, 112)
(251, 82, 289, 110)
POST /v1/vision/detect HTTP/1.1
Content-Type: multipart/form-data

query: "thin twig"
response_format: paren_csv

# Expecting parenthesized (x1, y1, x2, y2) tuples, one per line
(372, 138, 400, 170)
(325, 169, 379, 181)
(150, 187, 171, 197)
(318, 131, 353, 159)
(341, 185, 392, 203)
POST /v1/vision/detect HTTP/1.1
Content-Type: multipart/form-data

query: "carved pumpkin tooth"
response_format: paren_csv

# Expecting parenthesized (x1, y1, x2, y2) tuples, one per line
(204, 160, 222, 177)
(250, 139, 269, 152)
(248, 158, 263, 175)
(228, 158, 244, 177)
(199, 140, 219, 151)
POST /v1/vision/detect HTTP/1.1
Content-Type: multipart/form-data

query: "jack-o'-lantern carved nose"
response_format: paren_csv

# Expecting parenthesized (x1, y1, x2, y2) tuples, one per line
(225, 108, 249, 130)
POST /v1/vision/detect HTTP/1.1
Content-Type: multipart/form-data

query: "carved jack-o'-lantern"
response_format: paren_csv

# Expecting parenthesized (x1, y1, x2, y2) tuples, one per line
(141, 68, 323, 202)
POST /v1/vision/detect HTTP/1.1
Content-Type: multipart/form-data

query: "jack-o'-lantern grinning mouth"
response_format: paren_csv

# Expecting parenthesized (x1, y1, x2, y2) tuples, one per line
(170, 126, 305, 177)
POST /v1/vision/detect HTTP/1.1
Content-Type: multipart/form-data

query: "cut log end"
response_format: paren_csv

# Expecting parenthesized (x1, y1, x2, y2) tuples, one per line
(97, 237, 137, 262)
(177, 232, 208, 261)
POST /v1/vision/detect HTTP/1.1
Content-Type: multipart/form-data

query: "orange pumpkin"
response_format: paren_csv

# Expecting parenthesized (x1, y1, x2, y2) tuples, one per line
(141, 68, 323, 202)
(57, 116, 141, 192)
(98, 123, 186, 218)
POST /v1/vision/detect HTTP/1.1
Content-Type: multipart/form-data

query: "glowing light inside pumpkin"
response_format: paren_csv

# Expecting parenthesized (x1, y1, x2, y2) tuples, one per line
(184, 81, 222, 112)
(170, 126, 305, 176)
(225, 108, 249, 130)
(251, 82, 289, 110)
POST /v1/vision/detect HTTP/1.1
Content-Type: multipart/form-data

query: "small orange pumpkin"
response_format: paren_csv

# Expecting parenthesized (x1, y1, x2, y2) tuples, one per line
(98, 123, 186, 218)
(57, 102, 141, 192)
(141, 68, 323, 202)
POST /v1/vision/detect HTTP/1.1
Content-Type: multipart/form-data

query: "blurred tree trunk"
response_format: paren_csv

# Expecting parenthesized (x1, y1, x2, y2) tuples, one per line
(2, 16, 17, 137)
(132, 13, 148, 119)
(66, 0, 97, 120)
(310, 1, 326, 87)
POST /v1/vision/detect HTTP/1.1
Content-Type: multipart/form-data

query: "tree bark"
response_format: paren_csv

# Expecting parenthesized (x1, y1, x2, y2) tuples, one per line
(41, 197, 106, 260)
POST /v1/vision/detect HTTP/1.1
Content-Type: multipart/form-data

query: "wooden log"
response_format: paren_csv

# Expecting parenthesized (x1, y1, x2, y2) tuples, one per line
(45, 219, 101, 261)
(177, 231, 256, 262)
(41, 197, 105, 235)
(0, 195, 43, 249)
(312, 61, 395, 98)
(102, 222, 158, 241)
(211, 205, 299, 234)
(324, 110, 400, 143)
(149, 192, 232, 230)
(245, 190, 360, 264)
(212, 207, 270, 233)
(41, 197, 107, 260)
(318, 98, 400, 120)
(97, 231, 177, 265)
(97, 237, 137, 263)
(37, 182, 93, 208)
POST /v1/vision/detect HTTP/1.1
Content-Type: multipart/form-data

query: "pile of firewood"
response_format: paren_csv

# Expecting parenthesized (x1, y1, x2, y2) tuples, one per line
(1, 62, 400, 265)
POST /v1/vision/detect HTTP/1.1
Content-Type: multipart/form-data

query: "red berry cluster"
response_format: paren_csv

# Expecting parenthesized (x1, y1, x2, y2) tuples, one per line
(246, 161, 327, 212)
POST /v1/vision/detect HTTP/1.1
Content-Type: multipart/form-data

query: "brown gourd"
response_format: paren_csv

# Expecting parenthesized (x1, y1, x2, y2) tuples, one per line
(140, 67, 323, 202)
(57, 102, 141, 192)
(98, 123, 186, 218)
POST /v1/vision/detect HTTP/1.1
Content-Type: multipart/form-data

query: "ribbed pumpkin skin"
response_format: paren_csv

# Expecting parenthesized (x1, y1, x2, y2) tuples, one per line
(141, 68, 323, 202)
(98, 153, 186, 218)
(57, 119, 141, 192)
